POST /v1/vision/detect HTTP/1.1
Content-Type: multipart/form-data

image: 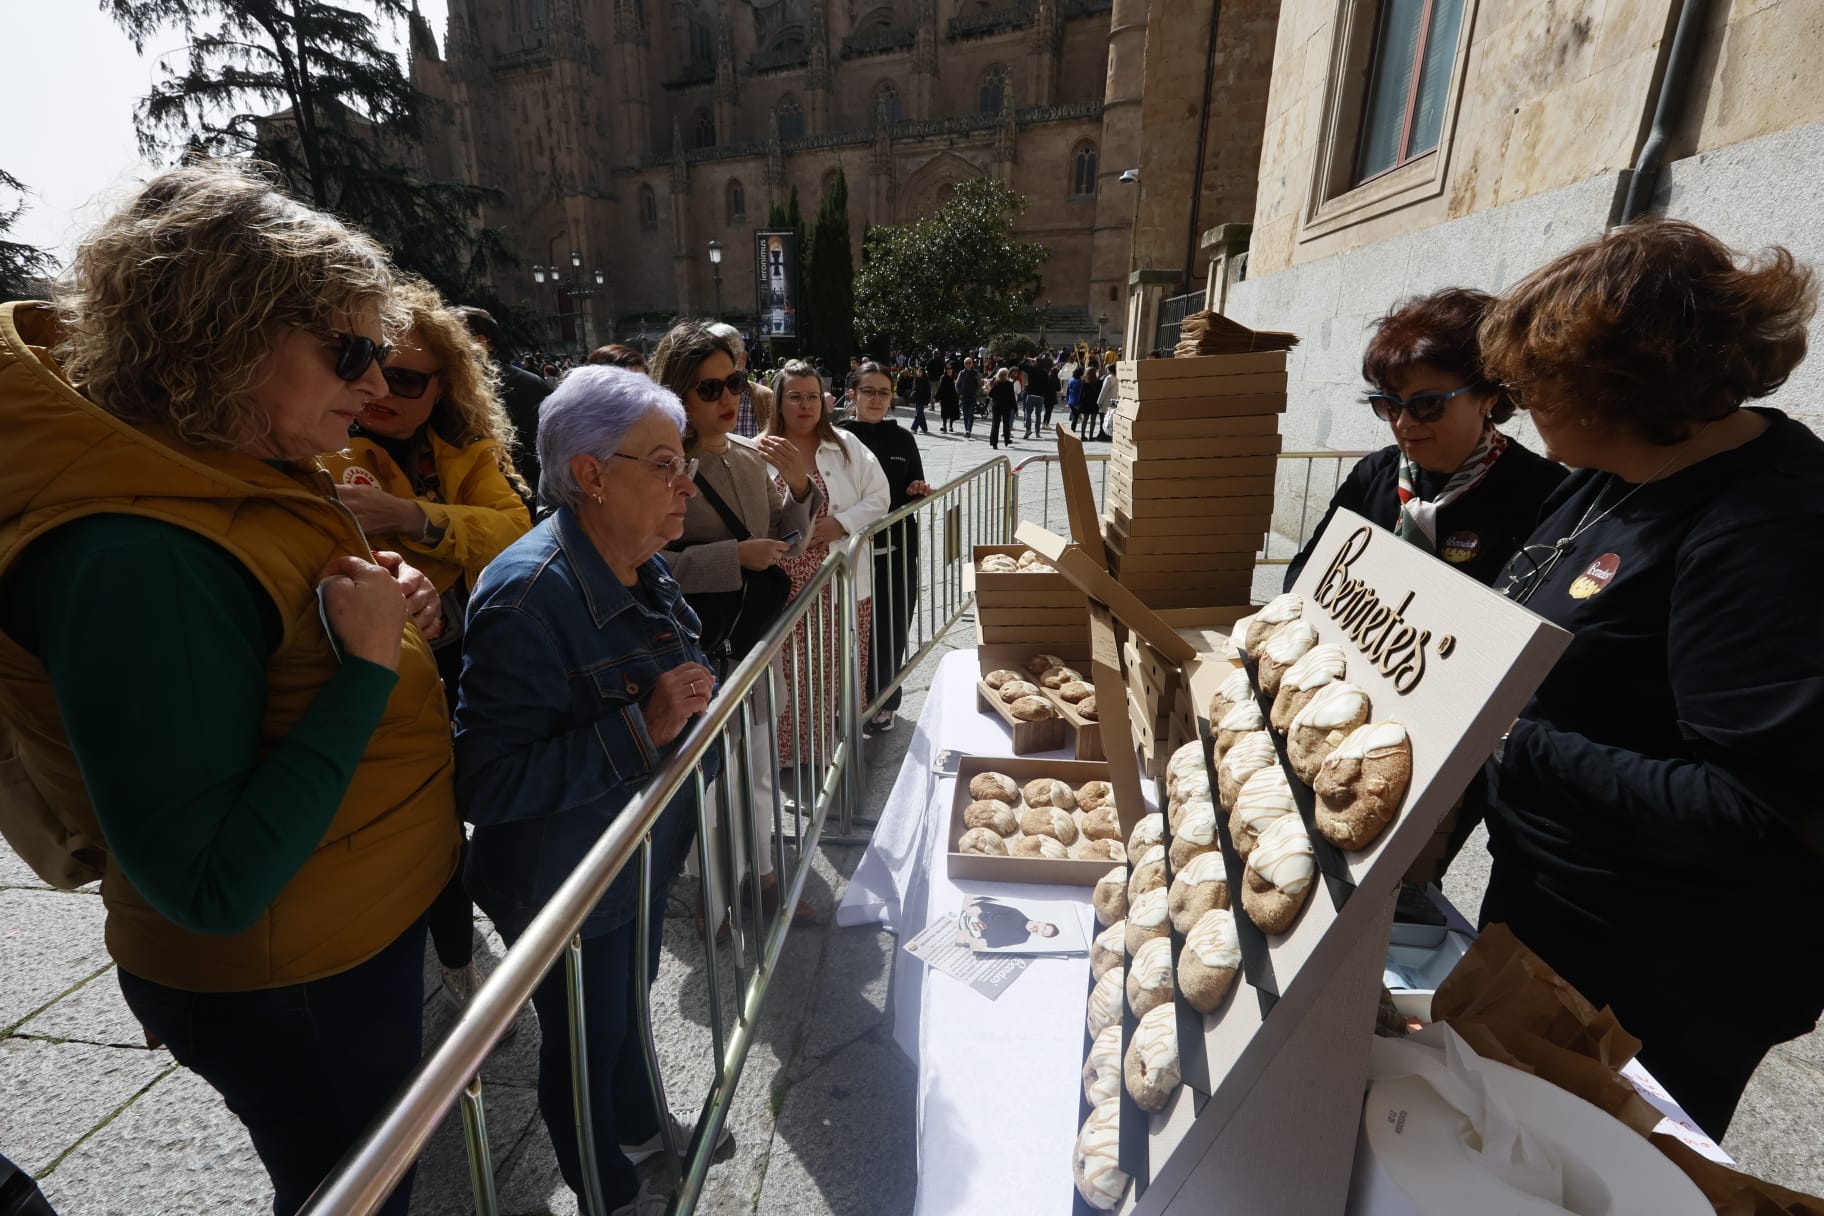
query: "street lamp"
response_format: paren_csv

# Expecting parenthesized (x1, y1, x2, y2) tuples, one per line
(570, 249, 581, 271)
(707, 240, 724, 319)
(569, 266, 607, 353)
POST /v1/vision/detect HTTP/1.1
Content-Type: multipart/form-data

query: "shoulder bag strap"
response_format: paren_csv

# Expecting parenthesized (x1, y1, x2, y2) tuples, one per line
(693, 470, 753, 542)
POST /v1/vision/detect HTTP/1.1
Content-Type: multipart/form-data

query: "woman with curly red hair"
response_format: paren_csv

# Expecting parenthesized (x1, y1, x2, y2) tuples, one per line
(1283, 287, 1565, 588)
(1475, 218, 1824, 1138)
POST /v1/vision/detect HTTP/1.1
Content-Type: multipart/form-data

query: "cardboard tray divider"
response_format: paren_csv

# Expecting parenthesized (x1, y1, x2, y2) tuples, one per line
(974, 678, 1071, 755)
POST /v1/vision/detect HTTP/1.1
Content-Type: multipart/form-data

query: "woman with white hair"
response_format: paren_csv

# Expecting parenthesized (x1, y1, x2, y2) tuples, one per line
(454, 365, 728, 1216)
(706, 321, 776, 438)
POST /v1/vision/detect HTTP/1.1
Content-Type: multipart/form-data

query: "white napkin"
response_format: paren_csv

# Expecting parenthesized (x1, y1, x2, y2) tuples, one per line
(1367, 1023, 1566, 1205)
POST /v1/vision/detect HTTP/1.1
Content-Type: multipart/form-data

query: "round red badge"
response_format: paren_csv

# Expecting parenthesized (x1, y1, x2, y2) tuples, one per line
(1441, 531, 1480, 564)
(1569, 553, 1621, 599)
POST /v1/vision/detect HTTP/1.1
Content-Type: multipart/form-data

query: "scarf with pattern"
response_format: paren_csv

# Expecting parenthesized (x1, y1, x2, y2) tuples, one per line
(1394, 426, 1507, 550)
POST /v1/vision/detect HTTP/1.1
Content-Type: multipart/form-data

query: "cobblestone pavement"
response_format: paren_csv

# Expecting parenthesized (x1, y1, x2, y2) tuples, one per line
(5, 420, 1821, 1213)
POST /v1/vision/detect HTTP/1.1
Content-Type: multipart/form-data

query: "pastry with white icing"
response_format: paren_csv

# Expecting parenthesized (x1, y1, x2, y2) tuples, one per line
(1168, 768, 1213, 830)
(979, 553, 1019, 573)
(1126, 935, 1176, 1018)
(1124, 1003, 1181, 1113)
(1017, 550, 1052, 572)
(1179, 908, 1241, 1013)
(1256, 618, 1318, 698)
(957, 827, 1008, 856)
(1217, 731, 1280, 810)
(1244, 592, 1303, 654)
(1230, 765, 1296, 859)
(1127, 844, 1168, 903)
(1270, 644, 1349, 732)
(997, 679, 1041, 703)
(1082, 1024, 1123, 1107)
(1241, 812, 1316, 933)
(1126, 812, 1165, 859)
(1091, 920, 1126, 978)
(1023, 778, 1077, 809)
(1074, 1098, 1129, 1211)
(1314, 721, 1412, 850)
(1009, 695, 1056, 722)
(1011, 834, 1069, 859)
(1169, 798, 1219, 871)
(1076, 780, 1116, 812)
(1073, 837, 1126, 864)
(963, 798, 1017, 835)
(983, 667, 1023, 689)
(1087, 966, 1124, 1037)
(1026, 652, 1067, 676)
(1093, 866, 1128, 927)
(1125, 886, 1170, 955)
(1169, 850, 1231, 934)
(1166, 739, 1207, 801)
(1287, 681, 1372, 783)
(1213, 697, 1265, 763)
(1206, 667, 1256, 732)
(1081, 804, 1122, 843)
(1017, 799, 1067, 837)
(968, 771, 1020, 804)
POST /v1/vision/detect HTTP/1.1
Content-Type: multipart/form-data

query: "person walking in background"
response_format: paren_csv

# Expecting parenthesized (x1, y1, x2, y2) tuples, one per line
(1065, 365, 1086, 432)
(1019, 356, 1043, 438)
(936, 362, 961, 434)
(1039, 355, 1060, 429)
(987, 367, 1019, 449)
(1081, 364, 1105, 440)
(459, 306, 552, 503)
(908, 363, 932, 434)
(958, 356, 981, 438)
(1096, 363, 1119, 439)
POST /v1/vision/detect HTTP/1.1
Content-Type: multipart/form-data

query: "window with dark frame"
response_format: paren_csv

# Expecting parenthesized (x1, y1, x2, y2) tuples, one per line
(1354, 0, 1467, 184)
(778, 96, 805, 140)
(874, 81, 902, 128)
(1072, 143, 1098, 198)
(978, 64, 1009, 116)
(727, 179, 746, 224)
(694, 109, 717, 148)
(639, 185, 658, 228)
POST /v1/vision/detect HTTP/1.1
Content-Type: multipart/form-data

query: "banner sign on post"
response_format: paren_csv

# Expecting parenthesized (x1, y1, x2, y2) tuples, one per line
(755, 230, 800, 338)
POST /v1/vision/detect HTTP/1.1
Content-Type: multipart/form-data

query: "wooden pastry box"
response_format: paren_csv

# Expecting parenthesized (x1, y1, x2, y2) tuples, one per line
(976, 643, 1103, 760)
(966, 543, 1089, 647)
(945, 754, 1142, 887)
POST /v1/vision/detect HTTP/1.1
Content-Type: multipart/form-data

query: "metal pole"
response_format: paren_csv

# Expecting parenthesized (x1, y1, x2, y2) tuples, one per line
(458, 1078, 499, 1216)
(632, 836, 680, 1186)
(565, 935, 608, 1216)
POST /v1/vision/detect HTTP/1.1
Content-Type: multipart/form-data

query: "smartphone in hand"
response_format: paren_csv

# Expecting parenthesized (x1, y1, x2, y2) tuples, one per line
(780, 529, 803, 548)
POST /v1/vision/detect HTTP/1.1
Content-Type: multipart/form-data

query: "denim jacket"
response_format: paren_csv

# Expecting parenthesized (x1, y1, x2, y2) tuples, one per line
(454, 506, 714, 936)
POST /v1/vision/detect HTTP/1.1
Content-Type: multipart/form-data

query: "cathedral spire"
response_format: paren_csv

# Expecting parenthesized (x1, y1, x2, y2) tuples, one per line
(671, 119, 691, 195)
(994, 90, 1018, 175)
(1030, 0, 1061, 107)
(911, 0, 937, 119)
(806, 0, 833, 133)
(713, 0, 739, 143)
(765, 110, 786, 210)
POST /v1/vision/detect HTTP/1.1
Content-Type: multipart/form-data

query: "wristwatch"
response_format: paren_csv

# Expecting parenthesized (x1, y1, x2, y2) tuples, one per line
(417, 512, 445, 546)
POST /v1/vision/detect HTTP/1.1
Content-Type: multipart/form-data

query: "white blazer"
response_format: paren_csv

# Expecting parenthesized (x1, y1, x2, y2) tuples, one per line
(769, 429, 891, 599)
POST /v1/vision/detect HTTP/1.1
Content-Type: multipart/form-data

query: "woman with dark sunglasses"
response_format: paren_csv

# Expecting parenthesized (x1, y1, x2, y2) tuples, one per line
(1282, 287, 1564, 589)
(0, 162, 456, 1215)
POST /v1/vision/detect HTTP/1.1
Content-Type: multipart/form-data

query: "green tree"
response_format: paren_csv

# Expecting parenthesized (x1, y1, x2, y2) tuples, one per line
(807, 168, 855, 371)
(0, 170, 56, 303)
(853, 177, 1048, 352)
(103, 0, 511, 307)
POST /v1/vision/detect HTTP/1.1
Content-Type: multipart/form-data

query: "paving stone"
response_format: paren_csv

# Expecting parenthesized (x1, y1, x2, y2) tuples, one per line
(0, 842, 58, 891)
(1722, 1050, 1824, 1198)
(755, 1037, 917, 1216)
(801, 925, 896, 1060)
(0, 1038, 172, 1176)
(12, 964, 150, 1049)
(0, 888, 110, 1031)
(406, 1079, 542, 1216)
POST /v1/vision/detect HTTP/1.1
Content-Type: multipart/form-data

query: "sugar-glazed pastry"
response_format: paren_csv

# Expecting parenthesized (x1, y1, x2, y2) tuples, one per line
(998, 679, 1041, 704)
(1168, 768, 1212, 832)
(1083, 1023, 1123, 1107)
(1242, 813, 1316, 933)
(1088, 966, 1125, 1037)
(1125, 886, 1170, 955)
(984, 667, 1023, 689)
(1206, 667, 1256, 731)
(1124, 1003, 1182, 1113)
(1011, 834, 1069, 859)
(1081, 804, 1123, 843)
(1074, 1098, 1129, 1211)
(1058, 680, 1095, 704)
(1126, 936, 1176, 1018)
(1217, 731, 1279, 810)
(1009, 695, 1057, 722)
(1230, 764, 1296, 859)
(958, 827, 1008, 856)
(1168, 850, 1231, 934)
(1017, 550, 1052, 571)
(979, 553, 1019, 573)
(1078, 695, 1098, 721)
(1270, 644, 1348, 732)
(1040, 665, 1084, 690)
(963, 798, 1018, 835)
(1023, 778, 1077, 809)
(1256, 618, 1318, 698)
(1213, 697, 1265, 760)
(1179, 908, 1241, 1014)
(1314, 722, 1413, 850)
(1076, 780, 1116, 812)
(1127, 812, 1165, 859)
(1288, 682, 1372, 784)
(1093, 865, 1128, 927)
(1128, 845, 1168, 903)
(1168, 799, 1219, 871)
(1027, 652, 1067, 676)
(1166, 739, 1207, 800)
(1091, 920, 1126, 978)
(1244, 592, 1303, 654)
(1074, 837, 1126, 864)
(969, 771, 1020, 804)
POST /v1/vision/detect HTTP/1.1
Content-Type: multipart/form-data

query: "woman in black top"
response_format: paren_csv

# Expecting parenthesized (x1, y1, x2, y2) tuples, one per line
(1474, 219, 1824, 1139)
(838, 361, 932, 731)
(986, 367, 1020, 450)
(1284, 288, 1565, 589)
(936, 363, 961, 433)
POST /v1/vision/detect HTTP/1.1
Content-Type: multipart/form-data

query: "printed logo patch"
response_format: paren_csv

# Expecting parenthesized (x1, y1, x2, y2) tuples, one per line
(1569, 552, 1621, 599)
(1440, 531, 1480, 564)
(341, 466, 381, 488)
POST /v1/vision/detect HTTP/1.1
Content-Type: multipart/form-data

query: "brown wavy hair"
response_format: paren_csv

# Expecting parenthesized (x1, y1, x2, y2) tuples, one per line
(1480, 218, 1816, 445)
(1363, 287, 1513, 423)
(648, 320, 735, 445)
(54, 159, 402, 450)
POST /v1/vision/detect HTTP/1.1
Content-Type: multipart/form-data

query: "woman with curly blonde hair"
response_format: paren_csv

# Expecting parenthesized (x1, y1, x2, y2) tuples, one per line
(0, 160, 458, 1216)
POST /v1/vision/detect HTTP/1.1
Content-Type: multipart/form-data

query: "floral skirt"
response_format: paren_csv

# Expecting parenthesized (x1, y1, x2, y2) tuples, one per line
(775, 573, 871, 768)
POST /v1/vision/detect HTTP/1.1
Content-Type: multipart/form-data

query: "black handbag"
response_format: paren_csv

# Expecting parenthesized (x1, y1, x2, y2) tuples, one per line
(676, 472, 793, 664)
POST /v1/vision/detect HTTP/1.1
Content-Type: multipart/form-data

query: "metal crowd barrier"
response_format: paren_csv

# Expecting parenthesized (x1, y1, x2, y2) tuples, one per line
(301, 552, 859, 1216)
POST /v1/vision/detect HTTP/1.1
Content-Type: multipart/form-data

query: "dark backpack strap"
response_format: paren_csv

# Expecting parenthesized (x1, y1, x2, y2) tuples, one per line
(692, 471, 753, 542)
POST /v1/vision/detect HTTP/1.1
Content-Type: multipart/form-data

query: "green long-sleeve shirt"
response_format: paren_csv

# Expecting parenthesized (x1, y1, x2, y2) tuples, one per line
(4, 514, 398, 935)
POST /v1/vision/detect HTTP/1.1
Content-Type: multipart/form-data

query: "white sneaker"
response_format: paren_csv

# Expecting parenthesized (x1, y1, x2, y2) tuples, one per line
(441, 961, 483, 1009)
(609, 1174, 674, 1216)
(869, 710, 896, 733)
(620, 1108, 736, 1166)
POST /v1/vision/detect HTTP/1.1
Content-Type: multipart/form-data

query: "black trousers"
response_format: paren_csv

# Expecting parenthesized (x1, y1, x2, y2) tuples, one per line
(868, 528, 919, 713)
(429, 639, 476, 969)
(118, 919, 428, 1216)
(989, 405, 1016, 447)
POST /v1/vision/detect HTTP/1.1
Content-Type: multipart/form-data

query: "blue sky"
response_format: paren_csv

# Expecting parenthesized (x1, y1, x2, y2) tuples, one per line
(2, 0, 449, 263)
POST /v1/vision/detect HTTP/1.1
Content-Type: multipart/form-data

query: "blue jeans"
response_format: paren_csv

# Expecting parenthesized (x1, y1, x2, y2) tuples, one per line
(1023, 395, 1043, 433)
(118, 920, 428, 1216)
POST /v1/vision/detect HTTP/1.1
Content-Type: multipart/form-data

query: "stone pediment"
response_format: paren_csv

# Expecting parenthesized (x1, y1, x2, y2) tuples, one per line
(897, 149, 988, 220)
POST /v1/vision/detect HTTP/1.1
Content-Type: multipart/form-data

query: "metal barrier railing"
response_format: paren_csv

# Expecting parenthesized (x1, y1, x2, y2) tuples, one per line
(302, 551, 859, 1216)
